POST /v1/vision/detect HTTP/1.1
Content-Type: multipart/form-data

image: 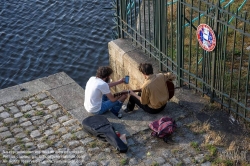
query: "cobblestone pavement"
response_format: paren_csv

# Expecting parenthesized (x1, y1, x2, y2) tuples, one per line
(1, 90, 250, 166)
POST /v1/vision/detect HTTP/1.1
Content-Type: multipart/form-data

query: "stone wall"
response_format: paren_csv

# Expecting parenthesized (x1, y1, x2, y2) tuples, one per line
(108, 39, 158, 93)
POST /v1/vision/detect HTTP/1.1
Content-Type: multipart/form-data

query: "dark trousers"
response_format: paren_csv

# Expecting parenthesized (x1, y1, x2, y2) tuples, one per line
(127, 95, 166, 114)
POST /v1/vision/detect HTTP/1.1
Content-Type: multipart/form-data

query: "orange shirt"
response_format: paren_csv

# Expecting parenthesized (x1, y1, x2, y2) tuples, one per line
(140, 73, 175, 109)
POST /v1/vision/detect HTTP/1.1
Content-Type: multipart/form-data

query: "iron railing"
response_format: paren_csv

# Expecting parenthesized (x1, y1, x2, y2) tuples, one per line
(112, 0, 250, 122)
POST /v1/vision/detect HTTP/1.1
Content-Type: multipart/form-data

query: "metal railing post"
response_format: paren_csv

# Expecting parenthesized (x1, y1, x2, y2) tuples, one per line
(120, 0, 127, 38)
(177, 0, 183, 87)
(210, 1, 220, 103)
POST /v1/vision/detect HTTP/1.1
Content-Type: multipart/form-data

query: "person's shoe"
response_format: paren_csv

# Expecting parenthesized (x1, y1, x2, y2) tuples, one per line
(117, 113, 123, 119)
(124, 108, 133, 113)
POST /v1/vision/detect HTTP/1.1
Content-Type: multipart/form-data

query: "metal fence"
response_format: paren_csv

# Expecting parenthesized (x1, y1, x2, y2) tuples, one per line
(112, 0, 250, 122)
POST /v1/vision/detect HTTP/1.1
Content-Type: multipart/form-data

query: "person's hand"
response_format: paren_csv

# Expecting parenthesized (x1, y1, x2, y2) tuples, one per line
(118, 78, 125, 84)
(129, 89, 136, 96)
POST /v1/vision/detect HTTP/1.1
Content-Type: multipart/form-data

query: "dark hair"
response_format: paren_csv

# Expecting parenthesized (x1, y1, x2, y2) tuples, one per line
(96, 66, 113, 79)
(138, 63, 153, 75)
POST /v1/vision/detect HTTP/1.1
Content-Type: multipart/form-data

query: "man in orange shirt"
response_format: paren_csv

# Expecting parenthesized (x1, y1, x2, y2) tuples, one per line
(125, 63, 175, 114)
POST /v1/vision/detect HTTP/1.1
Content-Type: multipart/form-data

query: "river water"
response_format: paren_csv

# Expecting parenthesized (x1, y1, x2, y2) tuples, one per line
(0, 0, 114, 90)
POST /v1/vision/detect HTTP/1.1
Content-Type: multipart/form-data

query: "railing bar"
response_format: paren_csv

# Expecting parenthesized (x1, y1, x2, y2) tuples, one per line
(148, 0, 151, 54)
(187, 1, 191, 87)
(242, 12, 249, 120)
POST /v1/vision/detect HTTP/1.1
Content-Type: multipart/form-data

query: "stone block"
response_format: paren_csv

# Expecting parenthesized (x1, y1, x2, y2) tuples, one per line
(0, 131, 12, 140)
(30, 130, 41, 138)
(16, 100, 27, 106)
(0, 112, 10, 118)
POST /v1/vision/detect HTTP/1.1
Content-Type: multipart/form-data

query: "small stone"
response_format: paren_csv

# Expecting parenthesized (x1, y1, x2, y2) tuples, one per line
(201, 161, 212, 166)
(170, 158, 179, 165)
(40, 99, 54, 106)
(22, 137, 31, 142)
(78, 154, 90, 162)
(16, 100, 27, 106)
(48, 135, 56, 140)
(26, 110, 36, 116)
(0, 112, 10, 118)
(38, 124, 49, 132)
(28, 97, 36, 101)
(63, 119, 76, 126)
(12, 128, 24, 134)
(12, 145, 21, 151)
(74, 131, 87, 139)
(44, 129, 54, 136)
(58, 115, 69, 123)
(31, 116, 41, 121)
(9, 106, 19, 114)
(67, 125, 82, 132)
(36, 93, 47, 100)
(72, 146, 86, 152)
(37, 143, 49, 150)
(129, 158, 138, 165)
(86, 162, 97, 166)
(80, 138, 95, 145)
(57, 127, 67, 134)
(21, 105, 32, 112)
(25, 142, 34, 148)
(104, 148, 111, 153)
(30, 101, 38, 107)
(51, 122, 61, 129)
(0, 131, 12, 139)
(88, 147, 100, 153)
(51, 109, 63, 117)
(48, 104, 59, 111)
(155, 157, 165, 165)
(25, 126, 36, 132)
(30, 130, 41, 138)
(54, 141, 64, 148)
(42, 147, 54, 154)
(100, 160, 110, 166)
(14, 112, 23, 118)
(35, 106, 43, 111)
(43, 115, 53, 121)
(194, 154, 205, 163)
(33, 119, 45, 126)
(62, 133, 72, 140)
(19, 117, 28, 123)
(183, 157, 192, 164)
(20, 121, 32, 127)
(46, 118, 56, 125)
(0, 127, 8, 132)
(4, 118, 14, 124)
(15, 132, 26, 139)
(68, 141, 80, 148)
(0, 106, 4, 112)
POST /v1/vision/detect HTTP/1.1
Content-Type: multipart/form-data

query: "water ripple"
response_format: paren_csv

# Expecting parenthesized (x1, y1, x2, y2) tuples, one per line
(0, 0, 114, 89)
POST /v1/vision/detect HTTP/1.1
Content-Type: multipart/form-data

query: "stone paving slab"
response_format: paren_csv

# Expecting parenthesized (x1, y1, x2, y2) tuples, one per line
(0, 72, 249, 166)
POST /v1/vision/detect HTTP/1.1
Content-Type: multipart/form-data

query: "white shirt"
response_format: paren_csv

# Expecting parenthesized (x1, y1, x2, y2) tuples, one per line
(84, 76, 110, 113)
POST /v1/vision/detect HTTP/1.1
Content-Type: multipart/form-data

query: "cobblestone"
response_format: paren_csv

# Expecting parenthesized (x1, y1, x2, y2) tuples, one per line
(0, 90, 249, 166)
(4, 118, 15, 124)
(0, 112, 10, 118)
(0, 131, 12, 139)
(30, 130, 41, 138)
(9, 106, 19, 114)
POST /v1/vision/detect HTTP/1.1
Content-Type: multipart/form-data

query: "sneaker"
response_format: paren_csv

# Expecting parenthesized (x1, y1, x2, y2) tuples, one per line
(117, 113, 123, 119)
(124, 108, 133, 113)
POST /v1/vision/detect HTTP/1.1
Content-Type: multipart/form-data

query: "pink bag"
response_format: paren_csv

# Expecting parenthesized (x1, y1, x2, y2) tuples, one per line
(149, 116, 177, 142)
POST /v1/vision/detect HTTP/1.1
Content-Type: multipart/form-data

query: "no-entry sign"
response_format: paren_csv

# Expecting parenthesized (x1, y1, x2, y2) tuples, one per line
(196, 24, 216, 52)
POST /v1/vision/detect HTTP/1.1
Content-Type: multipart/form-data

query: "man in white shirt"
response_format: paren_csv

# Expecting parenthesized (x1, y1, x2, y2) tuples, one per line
(84, 66, 128, 118)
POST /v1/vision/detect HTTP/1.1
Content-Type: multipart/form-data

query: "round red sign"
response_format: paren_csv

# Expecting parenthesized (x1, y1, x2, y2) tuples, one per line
(196, 24, 216, 52)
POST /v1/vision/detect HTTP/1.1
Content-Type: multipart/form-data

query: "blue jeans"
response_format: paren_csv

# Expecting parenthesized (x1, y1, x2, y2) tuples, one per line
(94, 95, 122, 116)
